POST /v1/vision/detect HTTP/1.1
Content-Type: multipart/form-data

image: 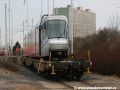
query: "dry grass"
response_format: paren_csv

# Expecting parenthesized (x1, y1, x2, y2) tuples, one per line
(0, 58, 20, 74)
(16, 84, 47, 90)
(73, 28, 120, 77)
(0, 68, 13, 74)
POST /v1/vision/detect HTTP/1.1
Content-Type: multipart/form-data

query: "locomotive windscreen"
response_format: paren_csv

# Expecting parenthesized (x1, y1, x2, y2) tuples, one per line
(47, 20, 68, 38)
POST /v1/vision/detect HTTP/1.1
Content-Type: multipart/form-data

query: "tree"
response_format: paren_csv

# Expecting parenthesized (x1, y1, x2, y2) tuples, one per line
(108, 14, 120, 30)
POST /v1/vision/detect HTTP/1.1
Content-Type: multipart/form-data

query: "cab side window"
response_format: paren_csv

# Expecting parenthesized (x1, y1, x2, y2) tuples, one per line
(41, 22, 47, 39)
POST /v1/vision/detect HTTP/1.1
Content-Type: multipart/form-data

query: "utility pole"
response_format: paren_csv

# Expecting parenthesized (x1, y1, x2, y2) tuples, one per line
(0, 28, 1, 53)
(5, 3, 8, 62)
(32, 18, 33, 29)
(11, 10, 13, 62)
(53, 0, 54, 14)
(71, 0, 73, 58)
(24, 0, 28, 31)
(23, 21, 24, 55)
(20, 36, 21, 45)
(9, 0, 11, 56)
(41, 0, 43, 17)
(48, 0, 49, 15)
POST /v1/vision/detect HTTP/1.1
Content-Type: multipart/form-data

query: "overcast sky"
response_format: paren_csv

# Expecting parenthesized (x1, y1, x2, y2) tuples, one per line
(0, 0, 120, 47)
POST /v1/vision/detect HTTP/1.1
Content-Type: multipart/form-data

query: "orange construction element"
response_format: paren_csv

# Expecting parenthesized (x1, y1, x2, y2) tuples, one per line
(87, 50, 92, 73)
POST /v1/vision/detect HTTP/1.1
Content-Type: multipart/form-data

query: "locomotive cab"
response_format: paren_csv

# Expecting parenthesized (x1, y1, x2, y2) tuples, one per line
(40, 15, 69, 59)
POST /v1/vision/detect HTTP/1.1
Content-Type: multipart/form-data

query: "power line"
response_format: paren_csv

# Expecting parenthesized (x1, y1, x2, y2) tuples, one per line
(74, 0, 120, 6)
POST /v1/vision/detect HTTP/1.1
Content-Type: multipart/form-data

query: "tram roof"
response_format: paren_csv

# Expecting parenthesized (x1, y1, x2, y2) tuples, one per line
(41, 15, 68, 25)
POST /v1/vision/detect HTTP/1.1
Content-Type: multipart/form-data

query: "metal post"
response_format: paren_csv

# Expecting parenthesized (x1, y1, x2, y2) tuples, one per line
(11, 10, 13, 62)
(24, 0, 28, 31)
(9, 0, 11, 56)
(51, 65, 56, 74)
(41, 0, 43, 17)
(48, 0, 49, 15)
(0, 28, 1, 53)
(88, 50, 91, 61)
(71, 0, 73, 58)
(12, 10, 13, 56)
(5, 3, 8, 62)
(32, 18, 33, 28)
(20, 36, 21, 46)
(87, 50, 91, 73)
(23, 21, 24, 55)
(49, 52, 51, 62)
(53, 0, 54, 14)
(27, 1, 28, 32)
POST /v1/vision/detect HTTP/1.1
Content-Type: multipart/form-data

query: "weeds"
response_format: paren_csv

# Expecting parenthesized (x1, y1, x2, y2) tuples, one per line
(0, 58, 20, 73)
(73, 28, 120, 77)
(16, 84, 46, 90)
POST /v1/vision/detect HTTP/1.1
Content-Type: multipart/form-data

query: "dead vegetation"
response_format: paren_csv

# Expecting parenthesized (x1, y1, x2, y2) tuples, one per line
(15, 85, 47, 90)
(73, 28, 120, 77)
(0, 57, 20, 74)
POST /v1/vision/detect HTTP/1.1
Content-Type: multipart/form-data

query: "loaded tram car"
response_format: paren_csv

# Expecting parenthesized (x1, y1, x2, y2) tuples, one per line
(22, 15, 92, 80)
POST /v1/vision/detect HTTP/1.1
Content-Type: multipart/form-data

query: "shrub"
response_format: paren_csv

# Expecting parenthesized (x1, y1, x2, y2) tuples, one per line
(0, 58, 19, 72)
(73, 28, 120, 77)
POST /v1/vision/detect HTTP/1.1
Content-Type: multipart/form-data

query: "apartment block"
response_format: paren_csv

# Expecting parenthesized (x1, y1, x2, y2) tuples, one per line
(54, 5, 96, 37)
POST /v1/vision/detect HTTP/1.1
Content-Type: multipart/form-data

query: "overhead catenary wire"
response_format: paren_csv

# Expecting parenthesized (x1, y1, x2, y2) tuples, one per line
(2, 0, 120, 49)
(74, 0, 120, 6)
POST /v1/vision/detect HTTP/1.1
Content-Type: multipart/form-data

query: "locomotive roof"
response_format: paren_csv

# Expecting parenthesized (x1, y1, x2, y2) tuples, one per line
(41, 15, 68, 25)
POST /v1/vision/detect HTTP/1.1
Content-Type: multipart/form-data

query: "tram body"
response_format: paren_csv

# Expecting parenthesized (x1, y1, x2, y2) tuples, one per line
(22, 15, 92, 79)
(24, 15, 69, 59)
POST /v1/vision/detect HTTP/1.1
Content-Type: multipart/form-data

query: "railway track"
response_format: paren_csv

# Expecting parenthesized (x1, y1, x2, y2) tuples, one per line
(55, 76, 99, 90)
(45, 72, 117, 90)
(38, 73, 98, 90)
(56, 76, 117, 90)
(0, 56, 119, 90)
(21, 64, 102, 90)
(20, 63, 118, 90)
(21, 64, 92, 89)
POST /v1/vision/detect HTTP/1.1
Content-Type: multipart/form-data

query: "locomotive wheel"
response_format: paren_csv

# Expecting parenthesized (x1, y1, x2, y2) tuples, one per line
(69, 75, 74, 80)
(23, 61, 26, 66)
(76, 71, 83, 81)
(76, 75, 80, 81)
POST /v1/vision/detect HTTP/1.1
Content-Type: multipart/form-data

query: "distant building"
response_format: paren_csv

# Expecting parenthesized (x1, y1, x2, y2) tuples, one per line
(54, 5, 96, 37)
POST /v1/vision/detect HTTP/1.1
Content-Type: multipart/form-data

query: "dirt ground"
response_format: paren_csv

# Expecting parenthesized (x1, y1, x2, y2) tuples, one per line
(0, 66, 47, 90)
(0, 56, 120, 90)
(0, 66, 120, 90)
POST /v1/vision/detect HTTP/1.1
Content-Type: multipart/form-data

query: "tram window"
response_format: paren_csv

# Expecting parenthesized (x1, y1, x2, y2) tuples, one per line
(41, 22, 47, 39)
(48, 20, 66, 38)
